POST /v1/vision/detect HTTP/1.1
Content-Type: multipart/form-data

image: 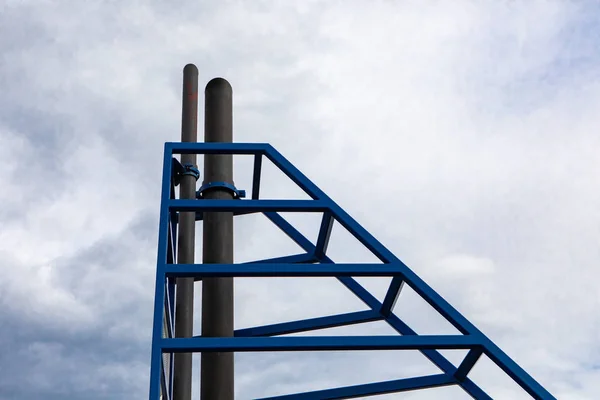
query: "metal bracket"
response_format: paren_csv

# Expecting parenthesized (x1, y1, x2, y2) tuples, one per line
(172, 158, 200, 186)
(181, 164, 200, 180)
(197, 181, 246, 199)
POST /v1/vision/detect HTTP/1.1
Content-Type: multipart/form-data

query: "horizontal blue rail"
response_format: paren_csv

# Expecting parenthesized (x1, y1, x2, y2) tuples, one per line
(169, 199, 329, 212)
(163, 263, 399, 278)
(160, 335, 483, 352)
(167, 141, 269, 155)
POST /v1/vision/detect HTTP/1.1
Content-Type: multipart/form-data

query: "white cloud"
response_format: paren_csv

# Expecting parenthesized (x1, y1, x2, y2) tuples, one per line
(1, 0, 598, 399)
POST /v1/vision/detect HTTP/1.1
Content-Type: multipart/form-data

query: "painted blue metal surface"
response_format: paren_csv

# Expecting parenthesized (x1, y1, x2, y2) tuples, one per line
(149, 142, 557, 400)
(256, 374, 458, 400)
(160, 335, 482, 352)
(197, 181, 246, 199)
(180, 163, 200, 180)
(165, 263, 402, 277)
(232, 310, 381, 337)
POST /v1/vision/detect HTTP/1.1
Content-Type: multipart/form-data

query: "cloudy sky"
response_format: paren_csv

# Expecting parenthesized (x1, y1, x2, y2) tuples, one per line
(1, 0, 599, 399)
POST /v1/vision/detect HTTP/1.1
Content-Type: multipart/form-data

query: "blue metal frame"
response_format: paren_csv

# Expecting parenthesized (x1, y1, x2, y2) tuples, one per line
(149, 142, 556, 400)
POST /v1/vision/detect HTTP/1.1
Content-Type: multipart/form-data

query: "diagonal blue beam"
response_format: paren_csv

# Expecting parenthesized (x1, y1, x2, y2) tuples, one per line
(262, 147, 413, 323)
(149, 145, 174, 400)
(325, 198, 484, 338)
(326, 206, 395, 263)
(165, 281, 175, 398)
(234, 310, 381, 337)
(165, 212, 177, 328)
(160, 143, 552, 398)
(263, 145, 323, 200)
(315, 212, 334, 259)
(168, 184, 177, 264)
(165, 161, 177, 400)
(195, 209, 255, 221)
(252, 154, 263, 199)
(164, 283, 174, 338)
(335, 269, 490, 400)
(245, 253, 317, 264)
(194, 254, 317, 282)
(261, 212, 490, 399)
(255, 373, 457, 400)
(318, 202, 552, 397)
(161, 357, 171, 400)
(262, 145, 395, 262)
(380, 278, 404, 317)
(160, 335, 481, 353)
(482, 339, 556, 400)
(274, 161, 475, 337)
(455, 349, 483, 382)
(264, 211, 316, 250)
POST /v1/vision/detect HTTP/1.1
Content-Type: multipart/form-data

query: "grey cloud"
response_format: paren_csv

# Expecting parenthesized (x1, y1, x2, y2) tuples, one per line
(1, 0, 598, 399)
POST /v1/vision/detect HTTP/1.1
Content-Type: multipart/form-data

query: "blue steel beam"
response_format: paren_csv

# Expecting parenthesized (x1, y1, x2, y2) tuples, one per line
(315, 212, 334, 259)
(261, 214, 530, 399)
(263, 145, 321, 200)
(455, 349, 483, 382)
(217, 144, 552, 398)
(167, 141, 268, 155)
(256, 374, 457, 400)
(168, 184, 177, 264)
(245, 253, 317, 264)
(167, 216, 176, 264)
(167, 141, 321, 200)
(262, 212, 490, 399)
(325, 206, 395, 263)
(149, 148, 173, 400)
(160, 361, 170, 400)
(264, 212, 316, 250)
(380, 263, 552, 397)
(165, 214, 176, 333)
(189, 209, 488, 398)
(166, 191, 177, 331)
(291, 205, 552, 399)
(151, 143, 555, 400)
(164, 283, 175, 338)
(170, 199, 329, 212)
(333, 269, 491, 400)
(383, 307, 490, 399)
(194, 254, 315, 282)
(193, 254, 317, 282)
(482, 339, 555, 400)
(325, 194, 478, 337)
(252, 154, 262, 199)
(165, 184, 176, 399)
(165, 282, 175, 398)
(379, 278, 404, 317)
(163, 263, 403, 278)
(160, 335, 482, 352)
(262, 145, 391, 262)
(234, 310, 381, 337)
(335, 274, 490, 400)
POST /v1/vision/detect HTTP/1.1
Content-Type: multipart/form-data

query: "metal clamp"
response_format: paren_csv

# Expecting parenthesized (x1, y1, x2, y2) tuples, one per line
(172, 158, 200, 186)
(197, 181, 246, 199)
(181, 164, 200, 180)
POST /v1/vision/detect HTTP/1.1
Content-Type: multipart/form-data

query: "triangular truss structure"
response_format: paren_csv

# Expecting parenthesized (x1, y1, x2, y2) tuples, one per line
(149, 142, 556, 400)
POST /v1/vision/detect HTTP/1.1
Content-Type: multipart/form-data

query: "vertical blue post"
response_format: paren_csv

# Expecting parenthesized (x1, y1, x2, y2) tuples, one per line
(149, 145, 174, 400)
